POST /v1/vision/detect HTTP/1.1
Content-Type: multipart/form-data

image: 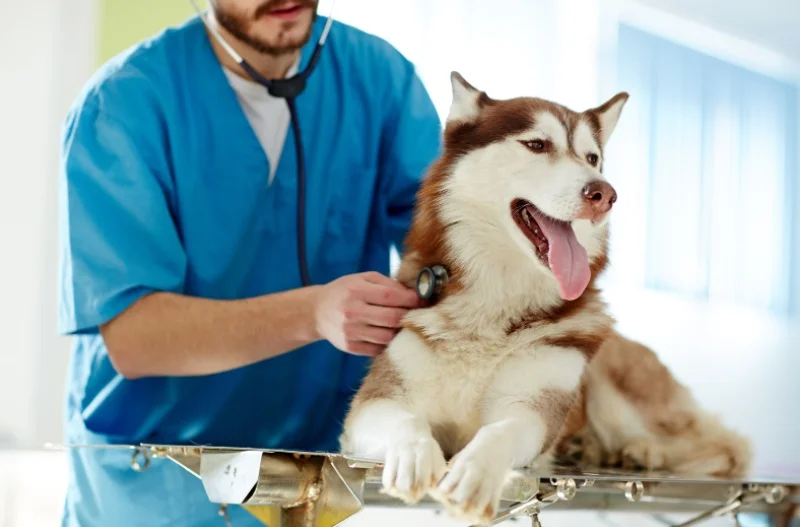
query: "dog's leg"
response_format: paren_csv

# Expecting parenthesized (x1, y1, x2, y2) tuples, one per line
(581, 333, 752, 477)
(619, 419, 752, 477)
(433, 403, 552, 524)
(434, 346, 587, 525)
(342, 398, 447, 504)
(340, 330, 448, 504)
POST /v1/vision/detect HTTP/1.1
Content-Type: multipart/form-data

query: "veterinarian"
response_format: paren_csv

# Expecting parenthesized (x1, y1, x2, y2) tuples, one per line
(56, 0, 441, 525)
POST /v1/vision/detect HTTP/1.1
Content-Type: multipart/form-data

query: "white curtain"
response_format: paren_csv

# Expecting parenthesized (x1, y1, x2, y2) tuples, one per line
(603, 23, 799, 316)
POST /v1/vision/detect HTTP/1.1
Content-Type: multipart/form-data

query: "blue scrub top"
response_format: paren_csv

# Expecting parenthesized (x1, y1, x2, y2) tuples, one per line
(57, 14, 441, 526)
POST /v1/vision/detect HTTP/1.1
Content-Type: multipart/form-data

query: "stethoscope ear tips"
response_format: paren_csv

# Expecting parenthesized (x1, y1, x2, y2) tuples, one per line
(415, 265, 449, 302)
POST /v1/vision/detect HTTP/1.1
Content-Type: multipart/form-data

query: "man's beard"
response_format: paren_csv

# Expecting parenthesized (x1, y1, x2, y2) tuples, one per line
(212, 0, 318, 56)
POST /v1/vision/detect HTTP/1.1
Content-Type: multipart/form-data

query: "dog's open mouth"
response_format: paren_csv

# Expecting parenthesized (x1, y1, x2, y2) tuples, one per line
(512, 200, 550, 267)
(511, 199, 592, 301)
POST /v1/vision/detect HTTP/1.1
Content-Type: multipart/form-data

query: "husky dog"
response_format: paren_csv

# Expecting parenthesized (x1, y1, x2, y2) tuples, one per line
(339, 72, 751, 524)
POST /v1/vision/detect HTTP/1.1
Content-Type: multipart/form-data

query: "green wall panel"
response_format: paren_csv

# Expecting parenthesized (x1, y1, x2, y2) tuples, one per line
(98, 0, 196, 64)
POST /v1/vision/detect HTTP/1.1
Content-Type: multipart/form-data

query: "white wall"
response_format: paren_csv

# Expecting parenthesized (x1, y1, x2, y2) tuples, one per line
(611, 0, 800, 85)
(0, 0, 98, 447)
(318, 0, 609, 124)
(635, 0, 800, 63)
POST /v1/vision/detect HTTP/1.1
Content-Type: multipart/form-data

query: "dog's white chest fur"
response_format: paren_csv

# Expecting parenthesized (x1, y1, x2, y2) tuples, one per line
(388, 327, 516, 455)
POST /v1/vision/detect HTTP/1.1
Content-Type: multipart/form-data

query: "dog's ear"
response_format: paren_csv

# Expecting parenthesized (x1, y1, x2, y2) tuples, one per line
(588, 92, 629, 147)
(447, 71, 487, 124)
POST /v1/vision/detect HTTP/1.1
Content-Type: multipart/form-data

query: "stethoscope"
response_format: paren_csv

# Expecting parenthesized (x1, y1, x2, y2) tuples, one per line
(414, 264, 449, 302)
(189, 0, 336, 287)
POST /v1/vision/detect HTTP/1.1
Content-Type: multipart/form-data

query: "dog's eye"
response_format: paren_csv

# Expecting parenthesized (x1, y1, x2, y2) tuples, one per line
(520, 139, 548, 153)
(586, 153, 599, 166)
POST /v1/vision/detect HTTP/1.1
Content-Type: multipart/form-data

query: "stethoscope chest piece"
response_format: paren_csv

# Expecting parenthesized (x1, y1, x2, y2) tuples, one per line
(416, 265, 450, 301)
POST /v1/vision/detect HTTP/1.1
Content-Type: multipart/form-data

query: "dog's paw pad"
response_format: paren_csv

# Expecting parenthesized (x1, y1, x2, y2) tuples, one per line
(381, 436, 447, 504)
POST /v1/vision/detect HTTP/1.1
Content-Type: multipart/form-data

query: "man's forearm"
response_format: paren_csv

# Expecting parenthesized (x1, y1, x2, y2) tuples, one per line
(100, 287, 323, 379)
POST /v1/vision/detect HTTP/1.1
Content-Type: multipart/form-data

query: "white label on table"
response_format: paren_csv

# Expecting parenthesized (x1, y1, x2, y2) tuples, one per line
(199, 450, 262, 504)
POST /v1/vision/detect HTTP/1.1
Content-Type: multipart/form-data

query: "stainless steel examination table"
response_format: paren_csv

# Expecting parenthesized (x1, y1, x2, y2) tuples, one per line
(47, 442, 800, 527)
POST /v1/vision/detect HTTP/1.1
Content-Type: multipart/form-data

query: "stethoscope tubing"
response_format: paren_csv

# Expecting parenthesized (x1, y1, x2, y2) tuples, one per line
(189, 0, 337, 287)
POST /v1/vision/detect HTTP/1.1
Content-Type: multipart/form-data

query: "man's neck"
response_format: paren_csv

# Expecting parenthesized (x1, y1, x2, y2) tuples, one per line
(205, 16, 300, 80)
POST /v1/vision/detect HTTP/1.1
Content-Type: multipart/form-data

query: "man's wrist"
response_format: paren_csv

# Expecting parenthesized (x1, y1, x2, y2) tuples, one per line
(296, 284, 324, 344)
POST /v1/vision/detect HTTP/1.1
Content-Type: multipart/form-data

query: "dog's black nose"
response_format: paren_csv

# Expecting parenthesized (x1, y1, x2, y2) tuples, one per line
(582, 180, 617, 214)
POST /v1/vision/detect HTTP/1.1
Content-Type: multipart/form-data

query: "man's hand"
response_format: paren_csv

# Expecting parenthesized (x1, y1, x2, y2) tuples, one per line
(314, 271, 421, 356)
(99, 271, 419, 379)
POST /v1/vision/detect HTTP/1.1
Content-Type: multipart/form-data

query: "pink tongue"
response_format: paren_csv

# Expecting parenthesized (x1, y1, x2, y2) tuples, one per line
(531, 209, 591, 301)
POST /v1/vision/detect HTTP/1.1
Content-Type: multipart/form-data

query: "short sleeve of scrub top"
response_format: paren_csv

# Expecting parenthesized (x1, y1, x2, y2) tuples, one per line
(58, 89, 186, 336)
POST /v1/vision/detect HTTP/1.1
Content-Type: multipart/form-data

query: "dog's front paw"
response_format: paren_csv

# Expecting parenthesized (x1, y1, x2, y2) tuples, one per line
(381, 436, 447, 504)
(433, 447, 511, 525)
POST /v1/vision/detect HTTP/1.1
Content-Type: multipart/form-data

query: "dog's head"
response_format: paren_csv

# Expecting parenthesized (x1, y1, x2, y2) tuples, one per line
(434, 72, 628, 302)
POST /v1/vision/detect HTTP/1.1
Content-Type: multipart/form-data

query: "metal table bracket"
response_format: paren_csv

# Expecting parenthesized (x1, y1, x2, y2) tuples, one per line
(141, 445, 366, 527)
(672, 483, 789, 527)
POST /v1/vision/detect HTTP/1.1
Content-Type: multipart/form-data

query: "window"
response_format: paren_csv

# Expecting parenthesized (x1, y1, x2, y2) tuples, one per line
(603, 24, 799, 317)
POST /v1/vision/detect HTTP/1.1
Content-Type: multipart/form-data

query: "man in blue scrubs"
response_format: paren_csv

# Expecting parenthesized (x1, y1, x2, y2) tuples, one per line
(57, 1, 442, 525)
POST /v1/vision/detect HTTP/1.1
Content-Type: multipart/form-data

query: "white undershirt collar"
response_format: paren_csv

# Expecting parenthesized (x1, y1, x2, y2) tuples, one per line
(222, 58, 300, 186)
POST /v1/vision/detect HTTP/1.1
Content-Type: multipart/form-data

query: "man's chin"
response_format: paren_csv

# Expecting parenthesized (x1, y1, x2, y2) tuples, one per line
(213, 7, 316, 57)
(251, 24, 315, 55)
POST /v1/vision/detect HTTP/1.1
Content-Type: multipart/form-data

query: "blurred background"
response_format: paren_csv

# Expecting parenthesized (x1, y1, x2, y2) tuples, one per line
(0, 0, 798, 525)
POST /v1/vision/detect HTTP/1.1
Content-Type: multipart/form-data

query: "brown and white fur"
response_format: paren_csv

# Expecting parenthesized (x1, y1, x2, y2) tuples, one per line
(339, 73, 751, 524)
(553, 331, 752, 478)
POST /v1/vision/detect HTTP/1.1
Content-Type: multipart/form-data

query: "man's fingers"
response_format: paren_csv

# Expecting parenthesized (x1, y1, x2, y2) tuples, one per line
(361, 271, 399, 288)
(345, 340, 385, 357)
(359, 281, 420, 309)
(358, 271, 420, 308)
(358, 305, 408, 328)
(351, 324, 398, 346)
